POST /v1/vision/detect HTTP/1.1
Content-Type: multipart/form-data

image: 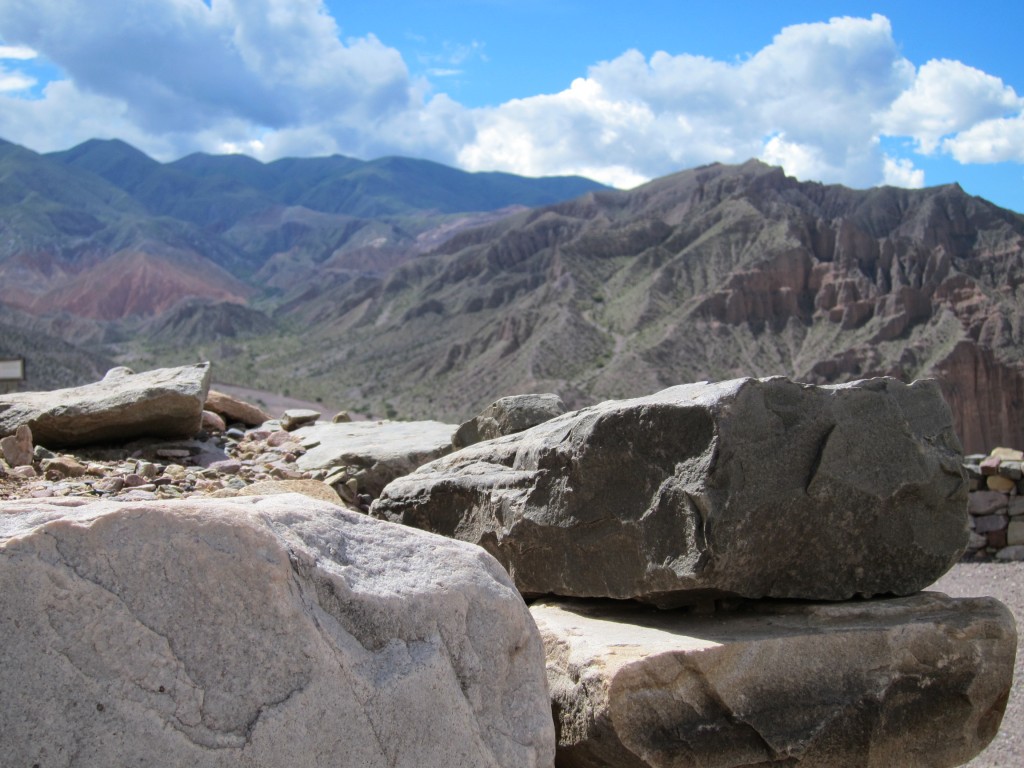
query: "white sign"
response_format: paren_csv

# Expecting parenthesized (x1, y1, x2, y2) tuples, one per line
(0, 358, 24, 380)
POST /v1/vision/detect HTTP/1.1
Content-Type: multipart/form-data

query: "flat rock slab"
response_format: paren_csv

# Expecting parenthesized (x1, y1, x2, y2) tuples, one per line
(372, 377, 968, 604)
(0, 494, 555, 767)
(295, 419, 457, 497)
(0, 362, 212, 448)
(532, 594, 1016, 768)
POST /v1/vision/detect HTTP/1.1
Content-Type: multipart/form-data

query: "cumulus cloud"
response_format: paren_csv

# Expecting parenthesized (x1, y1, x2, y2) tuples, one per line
(459, 14, 916, 187)
(882, 59, 1022, 153)
(942, 115, 1024, 163)
(0, 0, 461, 160)
(882, 155, 926, 188)
(0, 5, 1018, 193)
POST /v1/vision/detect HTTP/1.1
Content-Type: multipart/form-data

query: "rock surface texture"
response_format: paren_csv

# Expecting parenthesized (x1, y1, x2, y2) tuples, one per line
(453, 393, 567, 449)
(373, 376, 968, 605)
(0, 494, 555, 767)
(532, 595, 1016, 768)
(295, 419, 456, 497)
(0, 362, 212, 447)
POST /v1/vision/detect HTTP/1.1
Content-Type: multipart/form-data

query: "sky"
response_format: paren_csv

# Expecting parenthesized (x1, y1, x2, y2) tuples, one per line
(1, 1, 1023, 211)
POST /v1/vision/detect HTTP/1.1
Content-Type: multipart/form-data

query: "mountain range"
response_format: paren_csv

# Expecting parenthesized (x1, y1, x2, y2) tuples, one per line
(1, 138, 1022, 453)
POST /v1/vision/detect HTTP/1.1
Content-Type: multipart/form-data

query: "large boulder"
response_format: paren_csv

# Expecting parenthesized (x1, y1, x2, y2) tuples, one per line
(295, 419, 457, 497)
(0, 362, 212, 448)
(533, 594, 1016, 768)
(0, 494, 555, 767)
(453, 393, 567, 449)
(372, 377, 968, 604)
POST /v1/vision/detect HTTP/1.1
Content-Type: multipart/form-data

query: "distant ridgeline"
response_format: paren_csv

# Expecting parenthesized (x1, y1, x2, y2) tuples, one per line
(1, 137, 1024, 453)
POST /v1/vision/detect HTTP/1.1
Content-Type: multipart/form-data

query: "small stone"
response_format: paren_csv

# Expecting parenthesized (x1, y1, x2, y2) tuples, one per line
(1009, 497, 1024, 516)
(332, 411, 352, 423)
(980, 456, 1002, 476)
(85, 463, 108, 476)
(201, 410, 227, 432)
(33, 445, 56, 461)
(29, 488, 54, 498)
(995, 545, 1024, 561)
(93, 477, 125, 494)
(968, 491, 1008, 515)
(990, 447, 1024, 461)
(41, 456, 87, 478)
(997, 461, 1023, 480)
(122, 474, 147, 488)
(987, 475, 1016, 493)
(974, 514, 1009, 534)
(225, 428, 246, 440)
(0, 424, 33, 468)
(208, 459, 243, 475)
(10, 466, 36, 479)
(281, 409, 320, 431)
(162, 464, 187, 480)
(135, 461, 158, 479)
(1007, 519, 1024, 546)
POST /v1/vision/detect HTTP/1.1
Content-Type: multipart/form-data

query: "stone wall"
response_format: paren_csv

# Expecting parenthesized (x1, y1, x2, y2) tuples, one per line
(964, 447, 1024, 560)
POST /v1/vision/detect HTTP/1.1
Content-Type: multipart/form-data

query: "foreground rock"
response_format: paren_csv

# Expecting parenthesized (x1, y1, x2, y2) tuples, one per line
(453, 393, 567, 449)
(373, 377, 968, 604)
(295, 419, 457, 497)
(0, 494, 555, 767)
(0, 363, 212, 448)
(533, 595, 1015, 768)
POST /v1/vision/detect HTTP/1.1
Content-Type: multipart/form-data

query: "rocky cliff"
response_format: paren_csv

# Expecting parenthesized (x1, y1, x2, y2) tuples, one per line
(274, 160, 1024, 453)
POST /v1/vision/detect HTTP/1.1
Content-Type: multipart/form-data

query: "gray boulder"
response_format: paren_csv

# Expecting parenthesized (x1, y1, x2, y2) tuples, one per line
(533, 594, 1016, 768)
(0, 362, 212, 448)
(0, 494, 555, 767)
(453, 393, 567, 449)
(295, 419, 457, 497)
(372, 377, 968, 604)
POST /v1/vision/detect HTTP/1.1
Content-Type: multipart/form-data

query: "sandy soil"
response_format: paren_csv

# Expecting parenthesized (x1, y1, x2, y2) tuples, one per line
(932, 562, 1023, 767)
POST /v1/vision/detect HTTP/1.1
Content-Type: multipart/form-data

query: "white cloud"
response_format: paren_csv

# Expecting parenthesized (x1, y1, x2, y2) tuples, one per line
(0, 6, 1017, 193)
(883, 59, 1022, 153)
(0, 44, 36, 60)
(0, 67, 34, 92)
(459, 14, 915, 187)
(882, 155, 925, 188)
(941, 114, 1024, 163)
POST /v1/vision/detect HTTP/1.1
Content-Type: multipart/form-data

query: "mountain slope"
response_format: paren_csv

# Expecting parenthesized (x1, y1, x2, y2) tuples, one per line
(259, 160, 1024, 452)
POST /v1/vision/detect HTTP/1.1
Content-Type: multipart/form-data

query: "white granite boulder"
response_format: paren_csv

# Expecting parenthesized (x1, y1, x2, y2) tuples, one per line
(533, 594, 1016, 768)
(0, 362, 212, 448)
(372, 377, 969, 605)
(0, 494, 555, 767)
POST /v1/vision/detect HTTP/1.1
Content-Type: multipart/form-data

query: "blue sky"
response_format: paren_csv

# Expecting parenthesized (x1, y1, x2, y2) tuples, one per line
(1, 1, 1023, 212)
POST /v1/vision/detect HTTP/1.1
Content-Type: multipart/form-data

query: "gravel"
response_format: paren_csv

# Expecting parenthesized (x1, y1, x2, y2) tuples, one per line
(931, 562, 1023, 768)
